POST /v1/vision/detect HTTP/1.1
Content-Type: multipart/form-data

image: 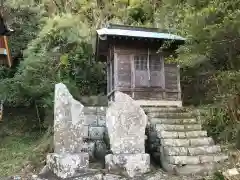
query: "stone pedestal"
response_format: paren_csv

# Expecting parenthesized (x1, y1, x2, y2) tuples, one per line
(47, 153, 89, 179)
(105, 154, 150, 178)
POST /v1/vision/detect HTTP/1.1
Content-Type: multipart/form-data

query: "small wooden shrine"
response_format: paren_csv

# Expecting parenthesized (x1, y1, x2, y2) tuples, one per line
(0, 12, 13, 67)
(95, 24, 185, 107)
(0, 12, 14, 121)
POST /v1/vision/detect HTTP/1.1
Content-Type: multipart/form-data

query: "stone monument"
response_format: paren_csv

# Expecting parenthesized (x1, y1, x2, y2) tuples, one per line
(46, 83, 89, 179)
(105, 91, 150, 177)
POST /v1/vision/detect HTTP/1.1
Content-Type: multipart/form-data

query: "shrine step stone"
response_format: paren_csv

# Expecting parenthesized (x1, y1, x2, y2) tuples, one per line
(145, 106, 228, 176)
(150, 118, 197, 125)
(155, 124, 202, 131)
(162, 145, 221, 156)
(161, 161, 218, 176)
(160, 137, 214, 147)
(142, 106, 187, 113)
(165, 154, 228, 165)
(157, 130, 208, 139)
(147, 112, 196, 119)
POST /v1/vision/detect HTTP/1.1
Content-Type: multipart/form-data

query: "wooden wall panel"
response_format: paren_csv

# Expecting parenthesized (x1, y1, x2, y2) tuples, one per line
(117, 54, 131, 87)
(134, 91, 163, 100)
(165, 64, 178, 91)
(150, 71, 162, 87)
(107, 41, 182, 102)
(166, 92, 178, 100)
(0, 55, 7, 65)
(119, 91, 132, 97)
(150, 55, 163, 87)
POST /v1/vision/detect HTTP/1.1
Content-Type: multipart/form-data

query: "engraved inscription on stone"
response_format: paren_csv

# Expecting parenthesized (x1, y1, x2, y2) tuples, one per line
(106, 91, 148, 154)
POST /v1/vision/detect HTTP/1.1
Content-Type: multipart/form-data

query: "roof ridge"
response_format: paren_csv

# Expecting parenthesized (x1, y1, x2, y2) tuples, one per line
(107, 23, 160, 33)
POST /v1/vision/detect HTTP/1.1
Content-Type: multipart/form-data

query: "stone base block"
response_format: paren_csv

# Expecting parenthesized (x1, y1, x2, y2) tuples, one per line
(47, 153, 89, 179)
(38, 167, 104, 180)
(72, 173, 103, 180)
(103, 174, 127, 180)
(105, 153, 150, 177)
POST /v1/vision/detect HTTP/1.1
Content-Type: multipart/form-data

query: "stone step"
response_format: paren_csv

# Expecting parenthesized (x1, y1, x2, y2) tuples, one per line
(157, 130, 207, 139)
(143, 107, 186, 113)
(165, 153, 228, 165)
(156, 124, 202, 132)
(162, 161, 218, 176)
(162, 145, 222, 156)
(150, 118, 198, 125)
(174, 163, 217, 176)
(161, 137, 214, 147)
(147, 112, 196, 118)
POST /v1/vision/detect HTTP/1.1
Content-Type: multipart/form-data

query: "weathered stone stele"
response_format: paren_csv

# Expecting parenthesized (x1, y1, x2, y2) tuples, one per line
(54, 83, 87, 153)
(105, 91, 150, 177)
(47, 83, 89, 179)
(106, 91, 148, 154)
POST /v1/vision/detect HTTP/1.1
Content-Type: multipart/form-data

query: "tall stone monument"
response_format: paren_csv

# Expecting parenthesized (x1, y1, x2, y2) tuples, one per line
(46, 83, 89, 179)
(105, 91, 150, 177)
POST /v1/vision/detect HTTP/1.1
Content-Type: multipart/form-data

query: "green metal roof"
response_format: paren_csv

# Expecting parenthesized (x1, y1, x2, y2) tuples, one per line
(96, 24, 185, 41)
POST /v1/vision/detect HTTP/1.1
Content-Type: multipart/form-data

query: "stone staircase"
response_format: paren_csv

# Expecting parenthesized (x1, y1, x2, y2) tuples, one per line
(144, 106, 228, 176)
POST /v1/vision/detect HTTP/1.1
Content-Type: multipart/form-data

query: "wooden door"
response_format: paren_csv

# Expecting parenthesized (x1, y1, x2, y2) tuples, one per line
(150, 55, 163, 87)
(134, 55, 149, 87)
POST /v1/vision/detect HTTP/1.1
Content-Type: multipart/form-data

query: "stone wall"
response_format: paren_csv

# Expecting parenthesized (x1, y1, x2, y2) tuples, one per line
(79, 96, 108, 106)
(82, 106, 108, 161)
(146, 125, 161, 163)
(84, 106, 107, 140)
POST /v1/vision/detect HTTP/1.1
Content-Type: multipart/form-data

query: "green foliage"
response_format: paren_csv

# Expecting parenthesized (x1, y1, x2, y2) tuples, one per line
(155, 0, 240, 145)
(0, 135, 37, 176)
(1, 0, 159, 109)
(0, 0, 239, 144)
(202, 106, 239, 143)
(0, 12, 106, 108)
(212, 171, 225, 180)
(0, 130, 52, 176)
(0, 107, 52, 176)
(5, 0, 45, 58)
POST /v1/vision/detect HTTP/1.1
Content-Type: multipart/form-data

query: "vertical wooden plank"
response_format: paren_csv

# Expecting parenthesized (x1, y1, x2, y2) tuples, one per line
(109, 59, 112, 91)
(177, 65, 181, 100)
(109, 45, 113, 101)
(4, 36, 11, 67)
(107, 59, 110, 95)
(147, 48, 150, 83)
(161, 55, 166, 99)
(113, 45, 118, 101)
(107, 46, 110, 95)
(131, 54, 135, 98)
(109, 44, 112, 61)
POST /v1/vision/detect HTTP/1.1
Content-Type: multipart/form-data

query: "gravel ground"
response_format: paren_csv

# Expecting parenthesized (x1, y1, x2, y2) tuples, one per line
(4, 167, 208, 180)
